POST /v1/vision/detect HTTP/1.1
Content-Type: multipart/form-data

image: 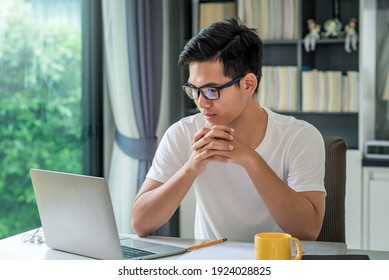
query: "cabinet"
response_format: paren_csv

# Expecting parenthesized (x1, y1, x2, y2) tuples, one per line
(362, 166, 389, 250)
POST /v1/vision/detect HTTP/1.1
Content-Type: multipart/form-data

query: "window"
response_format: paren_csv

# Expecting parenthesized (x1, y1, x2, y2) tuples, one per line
(0, 0, 102, 239)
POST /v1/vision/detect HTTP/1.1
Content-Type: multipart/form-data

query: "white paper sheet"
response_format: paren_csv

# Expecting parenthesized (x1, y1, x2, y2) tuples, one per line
(179, 242, 255, 260)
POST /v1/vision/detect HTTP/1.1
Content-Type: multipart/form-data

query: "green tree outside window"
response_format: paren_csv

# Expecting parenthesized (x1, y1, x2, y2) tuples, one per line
(0, 0, 83, 239)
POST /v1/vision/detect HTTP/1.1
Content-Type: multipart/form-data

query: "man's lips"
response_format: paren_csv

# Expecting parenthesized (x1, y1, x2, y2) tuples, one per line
(203, 113, 216, 119)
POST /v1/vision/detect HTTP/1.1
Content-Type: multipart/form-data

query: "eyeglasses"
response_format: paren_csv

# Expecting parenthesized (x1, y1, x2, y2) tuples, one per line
(182, 74, 245, 100)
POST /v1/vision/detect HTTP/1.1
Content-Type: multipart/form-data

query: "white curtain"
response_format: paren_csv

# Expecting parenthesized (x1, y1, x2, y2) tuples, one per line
(102, 0, 184, 235)
(102, 0, 139, 233)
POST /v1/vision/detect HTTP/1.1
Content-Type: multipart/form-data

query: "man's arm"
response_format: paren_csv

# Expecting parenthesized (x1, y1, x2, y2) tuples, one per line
(131, 170, 194, 237)
(242, 152, 325, 240)
(191, 125, 325, 240)
(131, 125, 235, 236)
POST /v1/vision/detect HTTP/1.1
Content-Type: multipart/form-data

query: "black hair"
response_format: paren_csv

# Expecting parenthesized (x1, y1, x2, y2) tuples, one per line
(178, 17, 263, 90)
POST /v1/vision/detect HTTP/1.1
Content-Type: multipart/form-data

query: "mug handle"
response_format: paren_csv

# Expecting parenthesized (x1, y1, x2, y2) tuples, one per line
(291, 237, 303, 260)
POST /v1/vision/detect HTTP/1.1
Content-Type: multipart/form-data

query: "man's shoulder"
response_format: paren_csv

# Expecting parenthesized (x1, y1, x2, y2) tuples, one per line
(265, 108, 323, 143)
(268, 108, 318, 131)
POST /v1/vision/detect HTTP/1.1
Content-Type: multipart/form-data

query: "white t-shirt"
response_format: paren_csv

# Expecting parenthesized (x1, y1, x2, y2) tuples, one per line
(146, 108, 325, 242)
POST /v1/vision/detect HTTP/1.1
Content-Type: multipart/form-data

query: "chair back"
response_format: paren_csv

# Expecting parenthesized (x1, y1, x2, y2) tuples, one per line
(316, 137, 347, 243)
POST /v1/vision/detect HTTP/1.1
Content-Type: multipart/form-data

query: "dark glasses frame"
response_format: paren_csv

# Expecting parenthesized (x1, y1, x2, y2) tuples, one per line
(182, 74, 245, 100)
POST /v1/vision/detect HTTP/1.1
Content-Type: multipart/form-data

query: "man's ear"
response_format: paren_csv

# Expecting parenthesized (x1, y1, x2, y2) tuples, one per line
(242, 73, 258, 96)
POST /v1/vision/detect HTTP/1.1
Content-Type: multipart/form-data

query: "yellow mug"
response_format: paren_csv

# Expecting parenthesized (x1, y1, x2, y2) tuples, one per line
(255, 232, 302, 260)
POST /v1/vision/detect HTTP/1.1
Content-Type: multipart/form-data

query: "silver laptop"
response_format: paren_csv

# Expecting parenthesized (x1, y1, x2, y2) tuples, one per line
(30, 168, 187, 260)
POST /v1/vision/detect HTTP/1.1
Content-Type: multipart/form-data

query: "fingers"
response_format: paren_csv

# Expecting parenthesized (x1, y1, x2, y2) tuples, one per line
(191, 125, 235, 163)
(193, 150, 233, 162)
(193, 125, 234, 143)
(192, 125, 235, 149)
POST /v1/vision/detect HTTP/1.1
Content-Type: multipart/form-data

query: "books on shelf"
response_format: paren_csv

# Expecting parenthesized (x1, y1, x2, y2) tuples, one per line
(238, 0, 298, 40)
(302, 70, 359, 113)
(199, 1, 237, 31)
(258, 66, 359, 113)
(327, 71, 342, 113)
(302, 70, 316, 112)
(259, 66, 298, 111)
(346, 71, 359, 112)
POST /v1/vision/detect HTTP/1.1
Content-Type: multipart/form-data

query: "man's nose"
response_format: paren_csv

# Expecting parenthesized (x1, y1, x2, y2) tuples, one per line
(196, 92, 212, 110)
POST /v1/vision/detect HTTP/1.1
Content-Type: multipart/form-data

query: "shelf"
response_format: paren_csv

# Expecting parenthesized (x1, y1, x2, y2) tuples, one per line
(188, 0, 361, 149)
(362, 158, 389, 167)
(313, 38, 348, 44)
(263, 40, 299, 45)
(282, 112, 359, 149)
(199, 0, 235, 2)
(263, 44, 298, 66)
(264, 38, 347, 45)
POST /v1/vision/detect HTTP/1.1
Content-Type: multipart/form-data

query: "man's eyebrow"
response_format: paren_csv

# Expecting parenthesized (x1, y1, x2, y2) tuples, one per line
(187, 81, 220, 88)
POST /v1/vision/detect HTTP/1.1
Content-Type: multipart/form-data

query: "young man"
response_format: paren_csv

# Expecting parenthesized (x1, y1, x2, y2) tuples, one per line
(132, 18, 326, 242)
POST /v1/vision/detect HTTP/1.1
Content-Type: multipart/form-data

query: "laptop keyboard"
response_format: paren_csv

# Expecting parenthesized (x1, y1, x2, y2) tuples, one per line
(121, 246, 156, 259)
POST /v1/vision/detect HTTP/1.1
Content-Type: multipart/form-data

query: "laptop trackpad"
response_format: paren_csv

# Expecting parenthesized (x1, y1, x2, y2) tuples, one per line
(120, 238, 162, 251)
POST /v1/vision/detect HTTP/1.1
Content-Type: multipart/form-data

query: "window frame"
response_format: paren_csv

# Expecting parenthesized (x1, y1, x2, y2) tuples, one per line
(81, 0, 104, 177)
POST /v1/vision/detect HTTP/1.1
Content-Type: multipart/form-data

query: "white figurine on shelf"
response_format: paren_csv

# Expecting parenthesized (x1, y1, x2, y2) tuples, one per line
(304, 19, 320, 52)
(344, 18, 358, 53)
(322, 18, 342, 38)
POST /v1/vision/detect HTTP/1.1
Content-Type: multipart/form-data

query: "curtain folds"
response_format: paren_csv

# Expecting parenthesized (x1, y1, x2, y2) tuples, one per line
(102, 0, 163, 234)
(125, 0, 162, 189)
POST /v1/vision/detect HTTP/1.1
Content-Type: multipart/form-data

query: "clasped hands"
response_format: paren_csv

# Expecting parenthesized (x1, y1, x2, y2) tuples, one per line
(189, 125, 254, 172)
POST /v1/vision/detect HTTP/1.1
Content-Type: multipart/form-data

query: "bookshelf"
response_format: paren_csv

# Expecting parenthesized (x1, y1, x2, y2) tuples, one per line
(188, 0, 361, 149)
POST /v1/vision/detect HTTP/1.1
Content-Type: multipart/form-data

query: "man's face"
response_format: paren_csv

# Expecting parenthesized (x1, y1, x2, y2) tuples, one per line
(187, 61, 248, 126)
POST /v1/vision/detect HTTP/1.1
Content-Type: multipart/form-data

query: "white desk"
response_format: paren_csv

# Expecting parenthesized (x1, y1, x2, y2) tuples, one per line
(1, 229, 389, 260)
(0, 229, 203, 260)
